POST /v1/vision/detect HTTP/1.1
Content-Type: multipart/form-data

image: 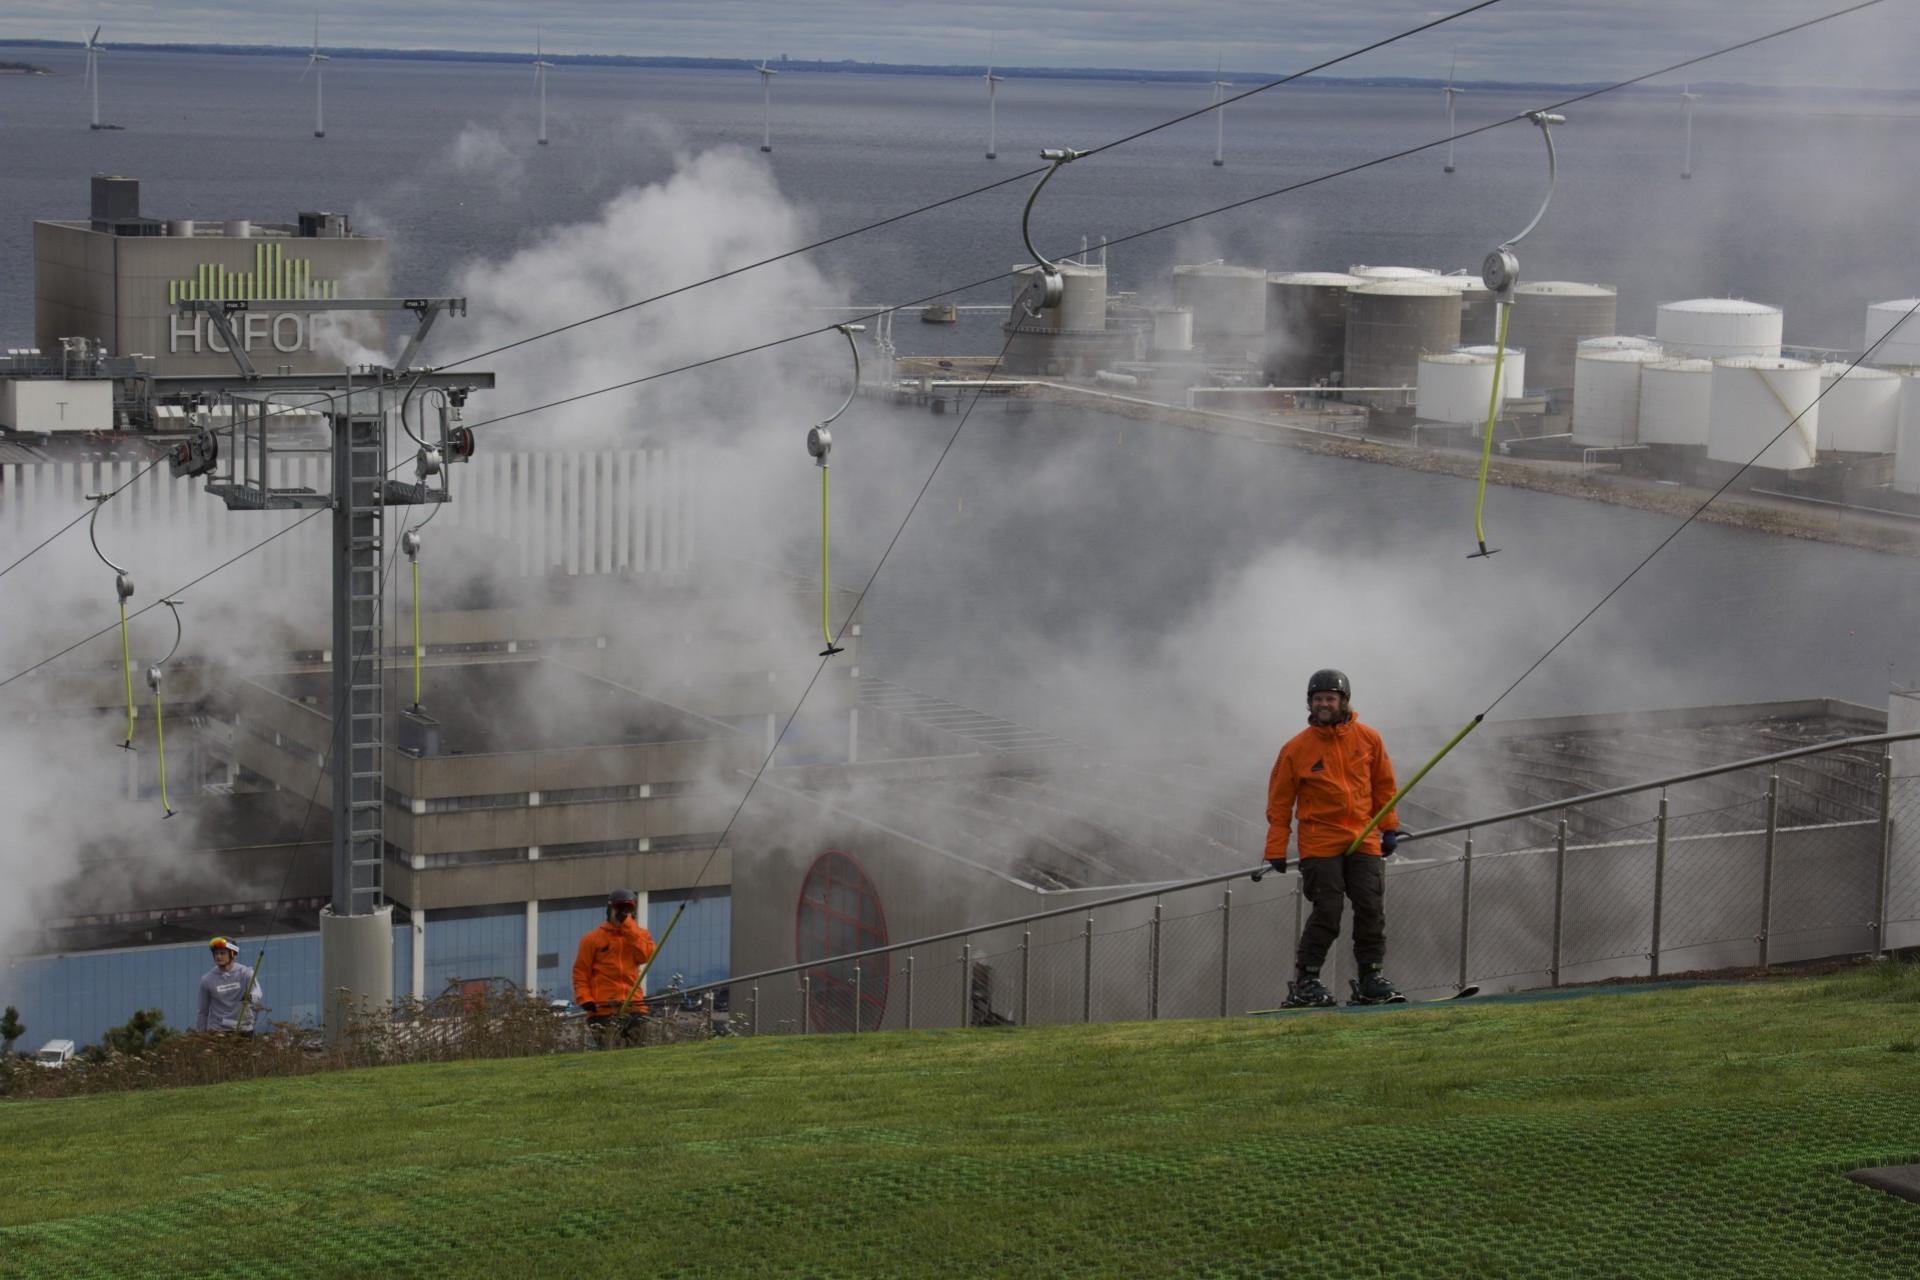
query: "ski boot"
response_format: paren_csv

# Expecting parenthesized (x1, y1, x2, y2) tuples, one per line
(1348, 966, 1407, 1006)
(1280, 973, 1337, 1009)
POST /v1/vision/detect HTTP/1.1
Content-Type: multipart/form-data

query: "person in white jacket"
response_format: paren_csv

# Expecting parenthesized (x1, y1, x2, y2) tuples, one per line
(196, 937, 264, 1033)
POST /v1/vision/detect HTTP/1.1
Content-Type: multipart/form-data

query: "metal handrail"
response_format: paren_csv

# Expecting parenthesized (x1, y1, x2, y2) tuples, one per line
(1405, 728, 1920, 843)
(673, 727, 1917, 1003)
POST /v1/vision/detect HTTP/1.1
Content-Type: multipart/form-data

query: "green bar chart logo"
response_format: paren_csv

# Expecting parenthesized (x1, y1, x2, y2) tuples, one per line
(166, 243, 342, 305)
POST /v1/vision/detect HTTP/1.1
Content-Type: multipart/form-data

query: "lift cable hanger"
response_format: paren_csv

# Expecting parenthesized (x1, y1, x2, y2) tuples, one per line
(86, 491, 139, 749)
(1469, 109, 1563, 560)
(146, 597, 184, 818)
(1018, 148, 1087, 317)
(806, 322, 866, 657)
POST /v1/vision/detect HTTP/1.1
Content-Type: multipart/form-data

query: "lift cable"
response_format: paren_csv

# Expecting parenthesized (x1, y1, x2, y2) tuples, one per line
(146, 596, 185, 818)
(0, 1, 1894, 699)
(806, 323, 865, 656)
(85, 488, 140, 748)
(416, 1, 1506, 378)
(0, 454, 164, 587)
(452, 0, 1891, 442)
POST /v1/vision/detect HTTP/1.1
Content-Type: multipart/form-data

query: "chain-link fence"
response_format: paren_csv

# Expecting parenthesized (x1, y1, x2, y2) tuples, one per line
(706, 738, 1917, 1039)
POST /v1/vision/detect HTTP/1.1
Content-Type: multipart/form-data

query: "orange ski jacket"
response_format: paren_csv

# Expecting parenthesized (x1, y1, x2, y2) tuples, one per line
(1265, 715, 1399, 860)
(572, 917, 658, 1013)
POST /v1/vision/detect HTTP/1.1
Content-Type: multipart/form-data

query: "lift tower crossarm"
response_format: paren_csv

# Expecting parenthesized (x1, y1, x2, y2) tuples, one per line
(173, 297, 469, 380)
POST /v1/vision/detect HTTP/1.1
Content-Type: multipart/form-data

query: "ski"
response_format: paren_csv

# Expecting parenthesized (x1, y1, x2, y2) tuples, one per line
(1247, 985, 1478, 1015)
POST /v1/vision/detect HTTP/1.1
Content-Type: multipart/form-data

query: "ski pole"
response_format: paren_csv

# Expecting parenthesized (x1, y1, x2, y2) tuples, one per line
(1344, 714, 1484, 853)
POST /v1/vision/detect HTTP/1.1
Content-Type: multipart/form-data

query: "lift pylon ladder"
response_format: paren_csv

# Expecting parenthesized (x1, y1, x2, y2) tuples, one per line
(335, 392, 388, 914)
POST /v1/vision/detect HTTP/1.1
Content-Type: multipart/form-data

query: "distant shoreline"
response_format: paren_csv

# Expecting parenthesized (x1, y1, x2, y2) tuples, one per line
(0, 38, 1903, 97)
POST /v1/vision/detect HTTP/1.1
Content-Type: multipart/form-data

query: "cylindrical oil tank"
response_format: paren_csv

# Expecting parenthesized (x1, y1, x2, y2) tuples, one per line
(1459, 344, 1526, 399)
(1865, 300, 1920, 368)
(1265, 271, 1362, 385)
(1637, 358, 1713, 447)
(167, 218, 196, 237)
(1817, 362, 1900, 453)
(1343, 280, 1462, 409)
(1579, 335, 1661, 354)
(1572, 347, 1664, 446)
(1416, 352, 1497, 424)
(1656, 298, 1783, 360)
(1150, 306, 1194, 354)
(1896, 376, 1920, 492)
(1348, 264, 1439, 281)
(223, 219, 253, 238)
(1708, 356, 1820, 470)
(1171, 264, 1267, 343)
(1009, 261, 1107, 332)
(1427, 274, 1496, 345)
(1506, 281, 1618, 391)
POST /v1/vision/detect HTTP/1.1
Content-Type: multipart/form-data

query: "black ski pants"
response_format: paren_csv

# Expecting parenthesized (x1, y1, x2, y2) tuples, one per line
(1295, 852, 1387, 974)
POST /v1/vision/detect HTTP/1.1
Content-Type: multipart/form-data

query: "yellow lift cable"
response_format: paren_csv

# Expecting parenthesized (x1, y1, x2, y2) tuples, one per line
(87, 491, 139, 748)
(1343, 713, 1485, 854)
(146, 597, 184, 818)
(806, 321, 866, 657)
(1470, 109, 1564, 559)
(403, 529, 424, 709)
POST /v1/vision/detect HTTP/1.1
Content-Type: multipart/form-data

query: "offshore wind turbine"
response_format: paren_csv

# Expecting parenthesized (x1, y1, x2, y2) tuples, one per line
(755, 52, 778, 153)
(533, 33, 554, 145)
(983, 35, 1003, 160)
(82, 26, 107, 129)
(1209, 54, 1231, 167)
(1442, 48, 1464, 173)
(300, 17, 331, 138)
(1680, 84, 1702, 179)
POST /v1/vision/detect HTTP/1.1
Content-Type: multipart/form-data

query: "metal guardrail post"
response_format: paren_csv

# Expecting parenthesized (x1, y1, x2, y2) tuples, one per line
(1149, 901, 1162, 1019)
(1759, 771, 1779, 968)
(1457, 830, 1474, 993)
(1551, 816, 1568, 987)
(1650, 793, 1667, 978)
(853, 965, 862, 1034)
(1083, 914, 1094, 1023)
(1219, 889, 1232, 1018)
(960, 941, 972, 1029)
(905, 954, 915, 1030)
(800, 974, 811, 1035)
(1876, 753, 1893, 958)
(1020, 931, 1031, 1025)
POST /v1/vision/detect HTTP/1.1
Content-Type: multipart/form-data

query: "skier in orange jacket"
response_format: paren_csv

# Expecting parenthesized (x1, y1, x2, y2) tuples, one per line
(1265, 668, 1405, 1008)
(573, 888, 658, 1035)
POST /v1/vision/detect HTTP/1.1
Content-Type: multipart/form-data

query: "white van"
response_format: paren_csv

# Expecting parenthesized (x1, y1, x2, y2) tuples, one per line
(33, 1039, 76, 1068)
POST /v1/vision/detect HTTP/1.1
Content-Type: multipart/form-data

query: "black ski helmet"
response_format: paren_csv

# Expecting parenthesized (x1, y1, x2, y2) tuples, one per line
(607, 888, 639, 917)
(1306, 668, 1352, 702)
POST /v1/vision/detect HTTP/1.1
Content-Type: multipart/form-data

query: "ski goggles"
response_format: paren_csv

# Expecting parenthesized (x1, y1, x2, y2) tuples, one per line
(209, 937, 238, 954)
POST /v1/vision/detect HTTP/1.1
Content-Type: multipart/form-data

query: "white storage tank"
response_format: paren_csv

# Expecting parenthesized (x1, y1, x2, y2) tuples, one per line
(1458, 344, 1526, 398)
(1817, 362, 1900, 453)
(1578, 335, 1661, 354)
(1171, 264, 1267, 342)
(1637, 358, 1713, 447)
(1656, 298, 1783, 360)
(1150, 307, 1194, 354)
(1896, 376, 1920, 492)
(1344, 280, 1463, 410)
(1416, 352, 1498, 424)
(1348, 264, 1439, 281)
(1708, 356, 1820, 470)
(1572, 347, 1664, 446)
(1865, 300, 1920, 368)
(1428, 274, 1497, 345)
(1506, 281, 1619, 390)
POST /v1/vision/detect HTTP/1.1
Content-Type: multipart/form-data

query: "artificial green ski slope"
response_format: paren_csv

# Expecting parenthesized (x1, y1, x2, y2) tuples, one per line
(4, 966, 1919, 1278)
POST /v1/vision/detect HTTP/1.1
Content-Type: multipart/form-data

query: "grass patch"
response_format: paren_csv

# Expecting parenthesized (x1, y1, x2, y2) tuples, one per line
(3, 964, 1919, 1276)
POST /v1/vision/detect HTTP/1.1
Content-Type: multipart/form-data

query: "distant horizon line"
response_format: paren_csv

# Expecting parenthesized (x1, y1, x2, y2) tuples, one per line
(0, 36, 1904, 97)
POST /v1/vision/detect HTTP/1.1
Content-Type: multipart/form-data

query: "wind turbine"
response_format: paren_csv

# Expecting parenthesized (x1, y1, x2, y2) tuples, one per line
(82, 26, 106, 130)
(1209, 54, 1231, 167)
(300, 17, 330, 138)
(533, 32, 554, 145)
(1680, 84, 1702, 179)
(1442, 48, 1465, 173)
(983, 35, 1003, 160)
(755, 52, 777, 153)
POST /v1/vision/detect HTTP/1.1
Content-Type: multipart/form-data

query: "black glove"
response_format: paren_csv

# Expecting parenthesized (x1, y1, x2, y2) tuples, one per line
(1253, 857, 1289, 882)
(579, 1001, 597, 1014)
(1380, 829, 1401, 856)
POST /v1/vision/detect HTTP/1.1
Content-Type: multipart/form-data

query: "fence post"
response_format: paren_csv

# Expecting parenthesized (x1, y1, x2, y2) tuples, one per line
(960, 940, 972, 1029)
(853, 965, 862, 1034)
(1083, 913, 1094, 1023)
(751, 984, 759, 1036)
(1219, 888, 1232, 1018)
(1551, 816, 1568, 987)
(905, 953, 914, 1031)
(1020, 932, 1031, 1025)
(1149, 900, 1162, 1019)
(1650, 792, 1667, 979)
(1759, 771, 1778, 969)
(800, 974, 811, 1035)
(1876, 752, 1893, 958)
(1457, 829, 1474, 993)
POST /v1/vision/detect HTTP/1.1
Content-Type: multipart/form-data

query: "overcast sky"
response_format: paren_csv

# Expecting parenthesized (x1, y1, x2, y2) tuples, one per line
(5, 1, 1918, 89)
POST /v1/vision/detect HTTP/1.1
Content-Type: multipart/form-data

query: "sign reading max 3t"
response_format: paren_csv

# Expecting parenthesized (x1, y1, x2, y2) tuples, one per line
(32, 185, 389, 377)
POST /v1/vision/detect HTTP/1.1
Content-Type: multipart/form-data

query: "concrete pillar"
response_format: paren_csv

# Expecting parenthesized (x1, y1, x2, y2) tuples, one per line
(411, 907, 427, 1000)
(848, 707, 859, 764)
(1890, 688, 1920, 778)
(320, 903, 394, 1044)
(525, 899, 540, 994)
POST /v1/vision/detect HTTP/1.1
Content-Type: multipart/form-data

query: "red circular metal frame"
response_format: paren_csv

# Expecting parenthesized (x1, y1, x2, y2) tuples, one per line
(794, 849, 890, 1032)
